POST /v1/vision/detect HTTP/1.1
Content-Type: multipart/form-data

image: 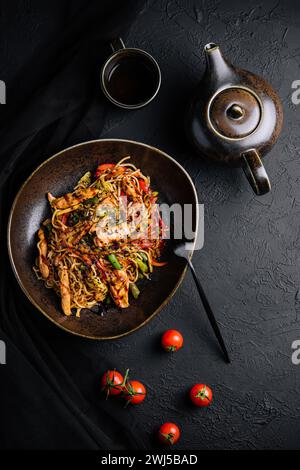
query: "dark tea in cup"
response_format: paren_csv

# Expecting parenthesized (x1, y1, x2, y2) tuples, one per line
(101, 38, 161, 109)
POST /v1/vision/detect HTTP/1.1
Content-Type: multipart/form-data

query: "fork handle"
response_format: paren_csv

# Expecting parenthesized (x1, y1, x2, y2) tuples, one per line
(187, 258, 231, 363)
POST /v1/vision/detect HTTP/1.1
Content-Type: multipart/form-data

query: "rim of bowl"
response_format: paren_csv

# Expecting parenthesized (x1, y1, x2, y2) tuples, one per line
(7, 138, 199, 340)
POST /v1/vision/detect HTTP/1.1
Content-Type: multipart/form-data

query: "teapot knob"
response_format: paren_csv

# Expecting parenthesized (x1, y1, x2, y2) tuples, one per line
(208, 86, 262, 140)
(227, 104, 244, 120)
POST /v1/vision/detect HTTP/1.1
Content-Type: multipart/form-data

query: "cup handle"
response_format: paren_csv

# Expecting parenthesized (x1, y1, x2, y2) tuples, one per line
(241, 149, 271, 195)
(110, 38, 126, 53)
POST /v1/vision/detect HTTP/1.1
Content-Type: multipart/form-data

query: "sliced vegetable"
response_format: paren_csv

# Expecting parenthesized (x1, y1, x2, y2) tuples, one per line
(76, 171, 92, 188)
(139, 252, 148, 262)
(95, 163, 115, 177)
(61, 214, 68, 226)
(83, 196, 99, 206)
(152, 259, 168, 267)
(94, 180, 106, 190)
(129, 283, 140, 299)
(44, 222, 52, 239)
(68, 212, 79, 226)
(80, 263, 89, 272)
(138, 179, 149, 193)
(136, 258, 148, 273)
(95, 163, 126, 177)
(107, 253, 122, 270)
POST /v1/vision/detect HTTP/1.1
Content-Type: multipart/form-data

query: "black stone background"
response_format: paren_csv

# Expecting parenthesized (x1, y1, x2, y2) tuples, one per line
(100, 0, 300, 450)
(2, 0, 300, 450)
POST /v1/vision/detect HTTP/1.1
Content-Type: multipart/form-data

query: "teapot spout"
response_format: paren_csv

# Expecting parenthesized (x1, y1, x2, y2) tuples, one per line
(204, 43, 235, 86)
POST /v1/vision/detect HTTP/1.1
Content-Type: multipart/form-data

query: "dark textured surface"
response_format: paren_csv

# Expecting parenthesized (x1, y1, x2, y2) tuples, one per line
(1, 0, 300, 450)
(96, 0, 300, 450)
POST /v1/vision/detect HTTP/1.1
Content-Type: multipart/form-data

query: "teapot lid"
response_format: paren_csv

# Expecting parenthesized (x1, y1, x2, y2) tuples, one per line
(208, 86, 262, 140)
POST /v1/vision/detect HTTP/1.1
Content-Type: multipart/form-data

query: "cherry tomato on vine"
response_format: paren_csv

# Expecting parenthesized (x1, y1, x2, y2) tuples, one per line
(161, 329, 183, 352)
(124, 380, 146, 405)
(158, 422, 180, 445)
(189, 384, 213, 407)
(101, 370, 124, 396)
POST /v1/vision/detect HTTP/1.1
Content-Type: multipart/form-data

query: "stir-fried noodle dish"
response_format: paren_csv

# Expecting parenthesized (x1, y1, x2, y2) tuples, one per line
(34, 157, 168, 317)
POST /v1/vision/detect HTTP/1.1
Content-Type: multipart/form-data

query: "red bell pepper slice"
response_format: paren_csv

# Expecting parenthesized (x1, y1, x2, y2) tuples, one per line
(62, 213, 68, 225)
(95, 163, 115, 177)
(138, 179, 149, 193)
(151, 259, 168, 267)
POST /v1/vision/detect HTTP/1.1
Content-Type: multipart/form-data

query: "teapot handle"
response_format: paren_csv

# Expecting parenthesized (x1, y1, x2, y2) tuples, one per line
(241, 149, 271, 196)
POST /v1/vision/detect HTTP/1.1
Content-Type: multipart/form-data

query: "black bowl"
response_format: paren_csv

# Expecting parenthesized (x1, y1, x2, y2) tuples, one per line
(8, 139, 198, 339)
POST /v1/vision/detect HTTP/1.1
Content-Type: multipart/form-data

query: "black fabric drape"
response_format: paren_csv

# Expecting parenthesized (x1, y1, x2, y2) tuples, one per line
(0, 0, 147, 450)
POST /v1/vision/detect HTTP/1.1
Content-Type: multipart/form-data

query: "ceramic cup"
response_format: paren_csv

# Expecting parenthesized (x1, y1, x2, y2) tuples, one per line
(101, 38, 161, 109)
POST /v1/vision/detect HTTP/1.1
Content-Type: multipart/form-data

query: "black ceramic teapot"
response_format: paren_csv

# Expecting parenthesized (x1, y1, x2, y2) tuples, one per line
(185, 43, 283, 195)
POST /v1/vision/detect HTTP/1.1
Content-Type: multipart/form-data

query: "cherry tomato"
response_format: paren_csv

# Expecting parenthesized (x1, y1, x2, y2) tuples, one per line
(124, 380, 146, 405)
(138, 179, 149, 193)
(189, 384, 213, 407)
(95, 163, 115, 177)
(101, 370, 124, 396)
(158, 422, 180, 445)
(161, 329, 183, 352)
